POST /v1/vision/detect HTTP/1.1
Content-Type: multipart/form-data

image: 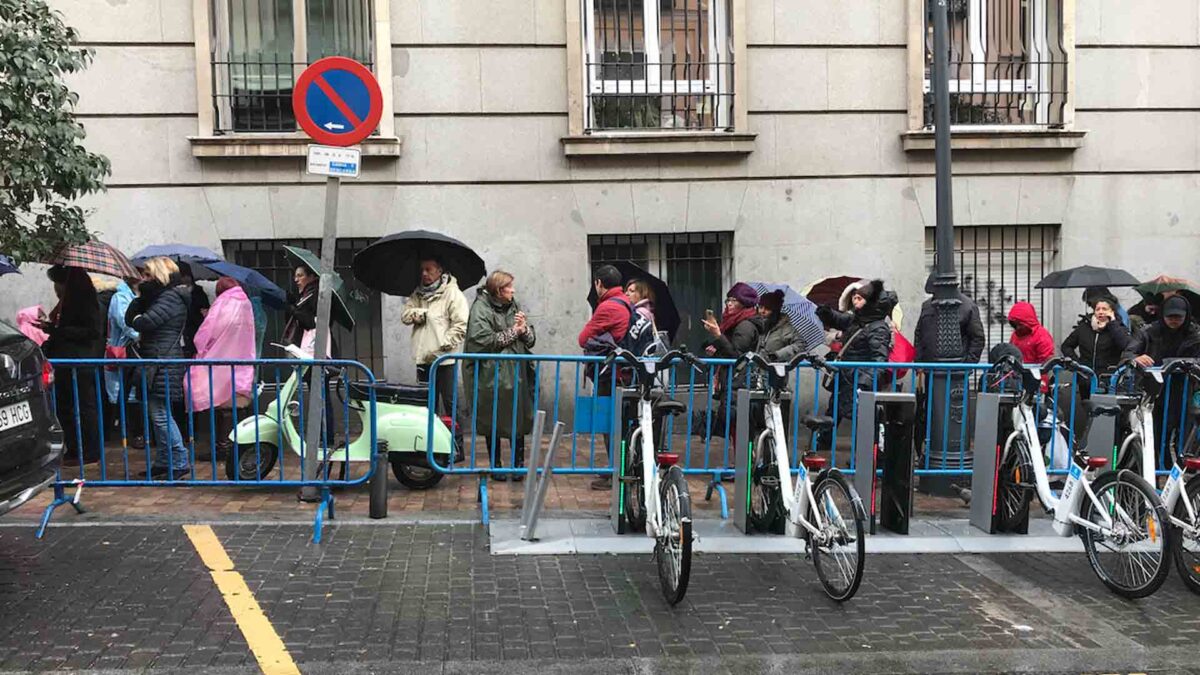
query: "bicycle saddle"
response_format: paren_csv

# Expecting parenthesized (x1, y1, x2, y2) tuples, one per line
(800, 414, 835, 432)
(652, 400, 687, 417)
(1083, 400, 1121, 418)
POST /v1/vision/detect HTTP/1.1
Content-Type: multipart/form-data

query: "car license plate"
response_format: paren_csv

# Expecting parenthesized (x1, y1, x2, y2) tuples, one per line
(0, 401, 32, 433)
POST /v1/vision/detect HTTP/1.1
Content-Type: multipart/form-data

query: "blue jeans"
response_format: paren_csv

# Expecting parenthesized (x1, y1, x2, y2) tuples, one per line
(148, 397, 190, 471)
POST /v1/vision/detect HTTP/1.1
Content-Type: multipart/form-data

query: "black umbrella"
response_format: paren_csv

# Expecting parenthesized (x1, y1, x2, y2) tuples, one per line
(586, 260, 681, 342)
(352, 230, 486, 296)
(1035, 265, 1140, 289)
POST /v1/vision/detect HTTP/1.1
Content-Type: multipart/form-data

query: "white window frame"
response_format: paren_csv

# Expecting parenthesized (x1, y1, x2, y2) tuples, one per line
(582, 0, 733, 132)
(192, 0, 395, 142)
(920, 0, 1051, 125)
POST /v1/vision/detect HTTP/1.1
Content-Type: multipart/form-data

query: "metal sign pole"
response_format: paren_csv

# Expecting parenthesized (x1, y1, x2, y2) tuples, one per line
(300, 176, 340, 502)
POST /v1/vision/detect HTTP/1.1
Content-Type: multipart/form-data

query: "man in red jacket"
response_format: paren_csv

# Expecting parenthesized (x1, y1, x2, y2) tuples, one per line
(578, 265, 630, 348)
(580, 265, 629, 490)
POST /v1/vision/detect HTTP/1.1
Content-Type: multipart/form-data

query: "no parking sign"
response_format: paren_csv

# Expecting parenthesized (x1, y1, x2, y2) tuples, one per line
(292, 56, 383, 147)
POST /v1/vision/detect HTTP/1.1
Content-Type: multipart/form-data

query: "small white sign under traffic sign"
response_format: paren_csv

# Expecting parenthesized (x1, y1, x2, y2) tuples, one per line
(306, 145, 361, 178)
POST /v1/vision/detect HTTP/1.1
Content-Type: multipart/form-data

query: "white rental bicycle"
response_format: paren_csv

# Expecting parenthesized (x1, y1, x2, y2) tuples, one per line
(603, 347, 701, 606)
(991, 355, 1172, 598)
(737, 352, 866, 602)
(1114, 359, 1200, 594)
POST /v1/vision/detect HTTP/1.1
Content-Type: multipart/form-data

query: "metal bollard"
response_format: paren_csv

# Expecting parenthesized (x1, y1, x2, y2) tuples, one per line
(369, 440, 389, 519)
(521, 412, 546, 528)
(522, 421, 565, 541)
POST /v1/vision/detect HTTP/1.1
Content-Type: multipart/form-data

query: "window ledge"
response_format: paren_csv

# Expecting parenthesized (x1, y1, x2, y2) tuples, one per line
(561, 132, 756, 157)
(188, 134, 403, 158)
(901, 128, 1086, 152)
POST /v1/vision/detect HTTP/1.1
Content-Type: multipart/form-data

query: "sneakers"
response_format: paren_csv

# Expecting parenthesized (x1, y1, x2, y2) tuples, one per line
(139, 466, 190, 480)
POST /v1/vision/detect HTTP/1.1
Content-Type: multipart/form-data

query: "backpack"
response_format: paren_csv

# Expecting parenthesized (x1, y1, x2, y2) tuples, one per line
(607, 297, 657, 357)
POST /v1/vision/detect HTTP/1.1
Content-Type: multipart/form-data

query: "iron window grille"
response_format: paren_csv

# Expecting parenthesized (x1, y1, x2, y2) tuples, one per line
(924, 225, 1060, 347)
(582, 0, 735, 133)
(223, 238, 383, 375)
(923, 0, 1069, 127)
(209, 0, 375, 134)
(588, 232, 733, 352)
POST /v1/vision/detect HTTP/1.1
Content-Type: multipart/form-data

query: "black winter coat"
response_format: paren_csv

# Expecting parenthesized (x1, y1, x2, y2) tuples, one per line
(1061, 316, 1132, 375)
(822, 309, 892, 364)
(913, 294, 985, 363)
(42, 298, 103, 360)
(126, 280, 190, 400)
(1122, 320, 1200, 365)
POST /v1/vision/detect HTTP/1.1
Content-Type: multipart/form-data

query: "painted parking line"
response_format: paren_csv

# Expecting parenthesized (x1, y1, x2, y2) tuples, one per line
(184, 525, 301, 675)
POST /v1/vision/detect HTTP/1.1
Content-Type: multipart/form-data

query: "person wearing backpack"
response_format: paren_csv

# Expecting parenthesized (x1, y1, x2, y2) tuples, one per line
(578, 265, 632, 490)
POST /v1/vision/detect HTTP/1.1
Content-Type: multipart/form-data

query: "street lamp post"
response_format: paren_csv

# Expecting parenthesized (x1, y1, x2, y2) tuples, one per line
(927, 0, 964, 492)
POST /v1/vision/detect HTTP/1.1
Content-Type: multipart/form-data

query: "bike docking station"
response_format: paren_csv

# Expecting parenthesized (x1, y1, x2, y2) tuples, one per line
(731, 387, 783, 534)
(610, 385, 641, 535)
(970, 392, 1027, 534)
(853, 391, 917, 535)
(1084, 392, 1136, 466)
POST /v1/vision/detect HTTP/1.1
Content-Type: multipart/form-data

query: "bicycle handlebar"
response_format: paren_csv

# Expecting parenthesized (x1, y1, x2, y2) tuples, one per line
(734, 351, 830, 374)
(601, 347, 702, 375)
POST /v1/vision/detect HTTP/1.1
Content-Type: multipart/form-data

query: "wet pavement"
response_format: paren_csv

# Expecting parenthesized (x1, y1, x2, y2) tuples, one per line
(1, 522, 1199, 673)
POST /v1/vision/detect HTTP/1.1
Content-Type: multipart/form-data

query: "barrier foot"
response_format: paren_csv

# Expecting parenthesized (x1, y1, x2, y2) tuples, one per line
(709, 480, 729, 520)
(478, 477, 490, 527)
(35, 482, 86, 540)
(312, 487, 334, 544)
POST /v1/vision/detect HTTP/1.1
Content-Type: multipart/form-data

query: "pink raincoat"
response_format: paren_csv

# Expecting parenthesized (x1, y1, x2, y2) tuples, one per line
(16, 306, 48, 345)
(188, 285, 256, 411)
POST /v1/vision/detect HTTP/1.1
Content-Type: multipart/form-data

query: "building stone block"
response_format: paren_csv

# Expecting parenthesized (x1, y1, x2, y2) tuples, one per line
(772, 112, 907, 176)
(771, 0, 906, 46)
(481, 48, 568, 113)
(389, 0, 537, 44)
(1073, 111, 1199, 173)
(1076, 0, 1199, 46)
(827, 48, 906, 111)
(393, 48, 483, 113)
(51, 0, 191, 43)
(747, 49, 828, 111)
(69, 46, 197, 115)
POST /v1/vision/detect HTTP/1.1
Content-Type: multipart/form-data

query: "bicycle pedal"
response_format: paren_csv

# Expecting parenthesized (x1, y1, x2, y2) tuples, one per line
(619, 475, 641, 484)
(760, 476, 781, 488)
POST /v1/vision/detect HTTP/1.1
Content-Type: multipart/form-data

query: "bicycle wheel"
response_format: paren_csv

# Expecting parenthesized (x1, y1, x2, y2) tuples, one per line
(1171, 474, 1200, 594)
(655, 465, 692, 606)
(997, 432, 1034, 532)
(749, 430, 785, 534)
(623, 433, 646, 533)
(1080, 470, 1171, 599)
(810, 470, 865, 602)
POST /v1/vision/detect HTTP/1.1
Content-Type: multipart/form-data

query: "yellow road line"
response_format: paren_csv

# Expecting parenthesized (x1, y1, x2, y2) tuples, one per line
(184, 525, 301, 675)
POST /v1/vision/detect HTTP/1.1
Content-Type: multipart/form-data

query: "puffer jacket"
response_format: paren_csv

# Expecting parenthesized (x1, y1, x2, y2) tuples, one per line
(757, 315, 806, 362)
(1061, 315, 1132, 375)
(401, 274, 470, 365)
(1122, 301, 1200, 365)
(126, 279, 190, 400)
(1008, 302, 1055, 365)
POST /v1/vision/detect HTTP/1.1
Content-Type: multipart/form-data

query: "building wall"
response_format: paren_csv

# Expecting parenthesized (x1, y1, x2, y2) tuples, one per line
(9, 0, 1199, 380)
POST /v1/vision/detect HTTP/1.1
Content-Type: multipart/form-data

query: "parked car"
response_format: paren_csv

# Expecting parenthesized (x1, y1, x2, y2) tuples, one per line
(0, 319, 63, 517)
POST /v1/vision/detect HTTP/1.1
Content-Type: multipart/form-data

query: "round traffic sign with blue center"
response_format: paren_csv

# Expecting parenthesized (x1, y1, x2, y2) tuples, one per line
(292, 57, 383, 147)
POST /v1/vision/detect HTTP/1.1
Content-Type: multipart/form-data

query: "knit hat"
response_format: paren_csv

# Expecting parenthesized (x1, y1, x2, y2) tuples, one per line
(760, 289, 785, 314)
(726, 282, 758, 308)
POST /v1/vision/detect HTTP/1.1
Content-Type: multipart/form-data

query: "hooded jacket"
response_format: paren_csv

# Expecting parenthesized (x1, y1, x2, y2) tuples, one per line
(1122, 298, 1200, 365)
(1007, 302, 1055, 365)
(401, 274, 470, 365)
(913, 274, 986, 363)
(818, 280, 894, 364)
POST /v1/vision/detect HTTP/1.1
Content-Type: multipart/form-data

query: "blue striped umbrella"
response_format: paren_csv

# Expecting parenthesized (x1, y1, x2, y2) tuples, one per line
(0, 254, 18, 276)
(748, 282, 827, 351)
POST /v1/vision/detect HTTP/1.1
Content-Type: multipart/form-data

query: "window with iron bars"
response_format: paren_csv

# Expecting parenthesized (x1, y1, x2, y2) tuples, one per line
(924, 225, 1060, 346)
(922, 0, 1069, 127)
(582, 0, 735, 133)
(209, 0, 375, 134)
(588, 232, 733, 352)
(222, 238, 384, 375)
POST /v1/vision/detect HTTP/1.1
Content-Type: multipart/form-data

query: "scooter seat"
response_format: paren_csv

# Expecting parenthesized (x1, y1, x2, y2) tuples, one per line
(347, 381, 428, 407)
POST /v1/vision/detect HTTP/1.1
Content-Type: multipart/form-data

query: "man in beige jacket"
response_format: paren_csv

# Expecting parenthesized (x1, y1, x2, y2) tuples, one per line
(402, 258, 470, 438)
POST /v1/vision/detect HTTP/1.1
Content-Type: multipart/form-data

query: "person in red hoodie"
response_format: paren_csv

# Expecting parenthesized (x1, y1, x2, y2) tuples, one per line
(1007, 301, 1055, 364)
(579, 265, 630, 490)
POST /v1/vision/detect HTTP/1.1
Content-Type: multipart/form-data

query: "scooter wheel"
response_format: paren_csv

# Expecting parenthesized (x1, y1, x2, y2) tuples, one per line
(391, 456, 445, 489)
(225, 443, 279, 481)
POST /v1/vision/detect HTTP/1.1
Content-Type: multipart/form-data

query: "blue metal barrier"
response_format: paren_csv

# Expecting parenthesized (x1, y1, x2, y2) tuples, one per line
(1109, 364, 1199, 476)
(425, 353, 1102, 523)
(42, 357, 377, 542)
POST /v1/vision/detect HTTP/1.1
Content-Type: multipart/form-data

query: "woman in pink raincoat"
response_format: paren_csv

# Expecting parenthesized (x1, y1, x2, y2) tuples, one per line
(188, 277, 256, 461)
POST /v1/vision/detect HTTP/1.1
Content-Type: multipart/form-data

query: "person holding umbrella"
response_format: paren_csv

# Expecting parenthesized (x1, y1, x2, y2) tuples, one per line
(282, 264, 324, 351)
(464, 271, 537, 481)
(38, 266, 104, 465)
(402, 257, 470, 425)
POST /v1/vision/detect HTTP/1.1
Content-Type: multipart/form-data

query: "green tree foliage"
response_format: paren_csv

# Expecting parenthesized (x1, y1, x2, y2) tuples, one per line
(0, 0, 110, 264)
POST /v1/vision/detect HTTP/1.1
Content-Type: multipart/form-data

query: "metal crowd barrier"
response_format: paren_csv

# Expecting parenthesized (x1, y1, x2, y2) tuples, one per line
(427, 353, 1119, 522)
(42, 358, 378, 542)
(1109, 364, 1200, 475)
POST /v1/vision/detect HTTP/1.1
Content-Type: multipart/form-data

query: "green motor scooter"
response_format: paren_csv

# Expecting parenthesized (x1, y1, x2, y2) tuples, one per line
(227, 343, 455, 488)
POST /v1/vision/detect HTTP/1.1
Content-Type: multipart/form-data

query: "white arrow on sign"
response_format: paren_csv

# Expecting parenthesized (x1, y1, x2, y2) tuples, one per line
(323, 122, 345, 130)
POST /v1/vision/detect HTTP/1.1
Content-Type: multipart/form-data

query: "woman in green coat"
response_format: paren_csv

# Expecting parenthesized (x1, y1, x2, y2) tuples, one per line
(464, 271, 537, 481)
